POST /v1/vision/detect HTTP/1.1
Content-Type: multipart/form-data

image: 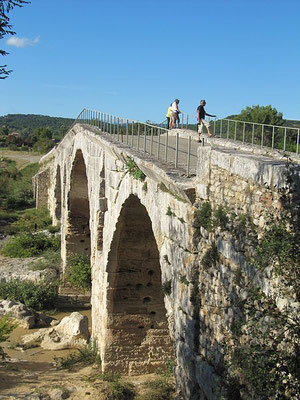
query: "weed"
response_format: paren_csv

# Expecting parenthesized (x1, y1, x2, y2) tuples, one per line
(0, 315, 18, 359)
(166, 206, 175, 217)
(55, 341, 101, 370)
(177, 217, 185, 223)
(202, 242, 219, 269)
(163, 255, 171, 265)
(162, 280, 172, 296)
(32, 249, 60, 272)
(196, 202, 212, 231)
(125, 157, 146, 181)
(179, 275, 189, 286)
(142, 181, 147, 192)
(214, 205, 229, 230)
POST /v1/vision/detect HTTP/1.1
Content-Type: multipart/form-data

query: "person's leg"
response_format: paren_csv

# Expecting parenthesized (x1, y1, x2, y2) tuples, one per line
(167, 117, 170, 130)
(203, 119, 213, 137)
(198, 122, 202, 142)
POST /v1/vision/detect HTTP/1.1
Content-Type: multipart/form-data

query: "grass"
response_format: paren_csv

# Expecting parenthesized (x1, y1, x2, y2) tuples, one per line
(67, 254, 91, 290)
(54, 341, 101, 370)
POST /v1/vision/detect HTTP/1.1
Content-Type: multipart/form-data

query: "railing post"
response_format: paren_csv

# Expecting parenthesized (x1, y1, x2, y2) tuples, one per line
(297, 129, 299, 154)
(121, 119, 124, 142)
(110, 115, 112, 135)
(186, 114, 189, 129)
(261, 125, 264, 147)
(242, 122, 245, 143)
(214, 117, 216, 136)
(131, 121, 134, 147)
(126, 120, 129, 145)
(150, 127, 154, 156)
(187, 135, 191, 177)
(252, 124, 255, 144)
(137, 123, 140, 151)
(113, 116, 116, 137)
(144, 124, 147, 152)
(227, 120, 229, 139)
(117, 117, 120, 141)
(220, 120, 223, 137)
(284, 127, 287, 151)
(234, 121, 237, 141)
(175, 132, 179, 168)
(157, 128, 161, 159)
(165, 130, 168, 161)
(181, 114, 183, 129)
(272, 126, 275, 149)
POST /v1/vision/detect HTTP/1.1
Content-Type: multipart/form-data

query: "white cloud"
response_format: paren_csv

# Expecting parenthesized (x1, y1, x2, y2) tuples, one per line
(6, 36, 40, 48)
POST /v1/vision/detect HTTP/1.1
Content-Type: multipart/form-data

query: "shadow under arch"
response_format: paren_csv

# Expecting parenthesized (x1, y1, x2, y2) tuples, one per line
(104, 194, 174, 374)
(66, 149, 91, 262)
(54, 165, 62, 222)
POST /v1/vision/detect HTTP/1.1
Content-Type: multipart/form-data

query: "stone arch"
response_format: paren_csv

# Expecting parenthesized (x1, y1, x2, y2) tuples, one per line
(66, 149, 91, 261)
(54, 165, 62, 223)
(104, 194, 174, 374)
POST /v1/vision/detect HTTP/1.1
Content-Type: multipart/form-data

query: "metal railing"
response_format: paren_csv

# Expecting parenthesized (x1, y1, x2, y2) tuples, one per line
(171, 112, 299, 154)
(72, 108, 197, 177)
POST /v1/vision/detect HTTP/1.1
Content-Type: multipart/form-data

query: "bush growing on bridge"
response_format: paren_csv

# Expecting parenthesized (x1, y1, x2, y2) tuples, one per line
(125, 157, 146, 181)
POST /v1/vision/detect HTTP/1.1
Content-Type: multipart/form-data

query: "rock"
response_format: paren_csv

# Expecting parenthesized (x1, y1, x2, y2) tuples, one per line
(47, 388, 69, 400)
(0, 299, 53, 329)
(22, 312, 90, 350)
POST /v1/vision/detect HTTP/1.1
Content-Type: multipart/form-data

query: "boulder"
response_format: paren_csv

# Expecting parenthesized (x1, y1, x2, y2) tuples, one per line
(22, 312, 90, 350)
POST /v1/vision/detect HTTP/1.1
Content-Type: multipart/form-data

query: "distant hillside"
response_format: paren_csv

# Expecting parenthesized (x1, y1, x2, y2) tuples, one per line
(0, 114, 74, 139)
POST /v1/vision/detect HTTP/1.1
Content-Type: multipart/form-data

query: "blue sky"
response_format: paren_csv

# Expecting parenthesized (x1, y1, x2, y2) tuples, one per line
(1, 0, 300, 122)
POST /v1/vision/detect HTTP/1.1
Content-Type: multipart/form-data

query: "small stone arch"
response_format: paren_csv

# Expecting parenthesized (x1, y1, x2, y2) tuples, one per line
(103, 194, 174, 374)
(65, 149, 91, 262)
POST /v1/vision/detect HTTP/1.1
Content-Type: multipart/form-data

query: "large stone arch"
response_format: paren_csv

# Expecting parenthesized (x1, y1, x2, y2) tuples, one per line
(65, 149, 91, 265)
(103, 194, 174, 374)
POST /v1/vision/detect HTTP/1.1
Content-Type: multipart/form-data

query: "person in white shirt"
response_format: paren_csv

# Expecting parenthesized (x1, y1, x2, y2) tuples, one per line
(171, 99, 181, 129)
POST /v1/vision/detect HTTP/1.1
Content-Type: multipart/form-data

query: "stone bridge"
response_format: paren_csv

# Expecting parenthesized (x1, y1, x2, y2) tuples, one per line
(33, 122, 300, 399)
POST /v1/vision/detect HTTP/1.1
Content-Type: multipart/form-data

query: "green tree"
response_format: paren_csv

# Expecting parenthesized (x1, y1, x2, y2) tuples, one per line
(235, 104, 285, 126)
(0, 0, 30, 79)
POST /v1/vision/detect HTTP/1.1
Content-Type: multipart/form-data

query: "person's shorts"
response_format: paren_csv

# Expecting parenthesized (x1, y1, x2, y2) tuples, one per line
(172, 112, 179, 122)
(198, 119, 210, 133)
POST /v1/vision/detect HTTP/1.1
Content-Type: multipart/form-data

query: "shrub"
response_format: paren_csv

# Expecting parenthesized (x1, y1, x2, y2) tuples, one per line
(0, 279, 59, 310)
(67, 254, 91, 290)
(196, 202, 212, 231)
(32, 249, 61, 271)
(214, 205, 229, 230)
(0, 315, 18, 359)
(162, 280, 172, 296)
(0, 232, 60, 258)
(125, 157, 146, 181)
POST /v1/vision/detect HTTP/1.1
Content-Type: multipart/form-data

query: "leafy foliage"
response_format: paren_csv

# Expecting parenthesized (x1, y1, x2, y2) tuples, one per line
(235, 104, 284, 126)
(0, 279, 59, 310)
(0, 232, 60, 258)
(67, 254, 91, 290)
(125, 157, 146, 181)
(0, 315, 17, 359)
(0, 0, 30, 79)
(195, 202, 212, 231)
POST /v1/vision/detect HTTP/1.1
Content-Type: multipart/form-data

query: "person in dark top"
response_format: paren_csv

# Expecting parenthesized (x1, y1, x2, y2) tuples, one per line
(197, 100, 216, 142)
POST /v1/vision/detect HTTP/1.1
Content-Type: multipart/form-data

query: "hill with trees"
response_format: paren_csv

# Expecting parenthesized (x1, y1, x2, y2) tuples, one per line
(0, 113, 73, 138)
